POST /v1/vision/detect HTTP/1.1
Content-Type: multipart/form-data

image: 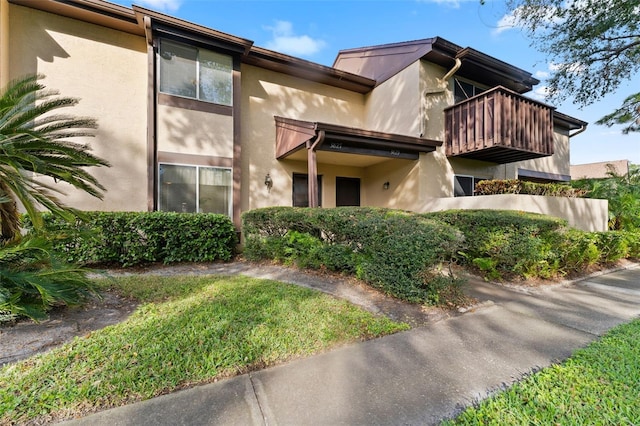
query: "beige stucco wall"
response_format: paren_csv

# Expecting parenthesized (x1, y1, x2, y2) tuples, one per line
(418, 194, 608, 232)
(8, 5, 148, 212)
(241, 63, 367, 211)
(157, 105, 233, 158)
(363, 158, 421, 209)
(510, 126, 571, 179)
(0, 0, 9, 88)
(365, 61, 422, 136)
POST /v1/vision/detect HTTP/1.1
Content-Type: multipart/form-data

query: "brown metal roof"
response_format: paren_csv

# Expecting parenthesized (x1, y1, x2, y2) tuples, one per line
(333, 37, 540, 93)
(275, 116, 441, 161)
(245, 47, 375, 94)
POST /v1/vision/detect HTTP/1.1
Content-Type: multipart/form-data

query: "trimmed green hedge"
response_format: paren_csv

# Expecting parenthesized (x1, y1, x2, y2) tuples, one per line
(475, 179, 587, 198)
(24, 212, 237, 267)
(243, 207, 464, 304)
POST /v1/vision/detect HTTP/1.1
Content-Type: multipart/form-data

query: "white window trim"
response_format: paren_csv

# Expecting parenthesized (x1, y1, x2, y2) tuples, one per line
(158, 162, 233, 217)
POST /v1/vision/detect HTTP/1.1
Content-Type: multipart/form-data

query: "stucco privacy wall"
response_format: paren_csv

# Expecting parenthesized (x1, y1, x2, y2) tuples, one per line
(7, 4, 148, 211)
(419, 194, 608, 232)
(156, 105, 233, 158)
(240, 63, 367, 211)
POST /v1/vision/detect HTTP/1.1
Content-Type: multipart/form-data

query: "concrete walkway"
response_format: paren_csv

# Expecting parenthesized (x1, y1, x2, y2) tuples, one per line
(63, 264, 640, 426)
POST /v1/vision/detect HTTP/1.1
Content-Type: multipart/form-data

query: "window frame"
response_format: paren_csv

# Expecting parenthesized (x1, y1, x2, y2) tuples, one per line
(158, 162, 233, 217)
(158, 38, 233, 106)
(453, 78, 486, 104)
(454, 174, 486, 197)
(292, 173, 323, 207)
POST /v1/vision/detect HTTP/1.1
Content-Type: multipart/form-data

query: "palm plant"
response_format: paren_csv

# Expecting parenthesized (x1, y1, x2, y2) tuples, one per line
(0, 75, 109, 320)
(0, 74, 109, 242)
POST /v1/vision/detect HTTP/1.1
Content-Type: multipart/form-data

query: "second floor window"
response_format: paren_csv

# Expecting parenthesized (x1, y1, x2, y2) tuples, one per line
(454, 79, 485, 104)
(159, 39, 233, 106)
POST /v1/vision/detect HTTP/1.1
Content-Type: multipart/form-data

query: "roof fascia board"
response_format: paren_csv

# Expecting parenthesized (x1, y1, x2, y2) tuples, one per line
(132, 5, 253, 55)
(456, 47, 539, 87)
(246, 46, 376, 94)
(553, 111, 588, 130)
(275, 116, 441, 160)
(9, 0, 143, 35)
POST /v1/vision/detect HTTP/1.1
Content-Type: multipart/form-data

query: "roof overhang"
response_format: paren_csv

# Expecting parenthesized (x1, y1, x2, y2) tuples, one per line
(245, 47, 376, 94)
(334, 36, 540, 93)
(132, 6, 253, 55)
(518, 168, 570, 183)
(9, 0, 143, 35)
(426, 39, 539, 93)
(275, 117, 441, 166)
(553, 111, 588, 131)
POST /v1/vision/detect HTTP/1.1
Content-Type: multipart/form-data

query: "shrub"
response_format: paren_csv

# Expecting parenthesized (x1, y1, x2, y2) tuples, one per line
(0, 236, 97, 321)
(475, 179, 587, 198)
(595, 231, 629, 263)
(560, 229, 601, 275)
(424, 210, 566, 280)
(24, 212, 237, 267)
(243, 207, 465, 304)
(625, 231, 640, 259)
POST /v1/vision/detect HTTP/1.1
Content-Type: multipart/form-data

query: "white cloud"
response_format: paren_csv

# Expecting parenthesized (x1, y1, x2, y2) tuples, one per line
(531, 85, 551, 102)
(492, 11, 518, 35)
(534, 70, 550, 79)
(492, 5, 564, 36)
(264, 21, 327, 57)
(417, 0, 476, 8)
(136, 0, 181, 12)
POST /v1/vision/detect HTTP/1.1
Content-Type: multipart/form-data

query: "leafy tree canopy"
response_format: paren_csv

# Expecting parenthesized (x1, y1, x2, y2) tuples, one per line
(505, 0, 640, 132)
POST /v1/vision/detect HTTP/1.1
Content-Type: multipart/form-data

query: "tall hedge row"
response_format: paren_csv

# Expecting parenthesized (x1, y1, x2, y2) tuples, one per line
(243, 207, 464, 303)
(24, 212, 237, 267)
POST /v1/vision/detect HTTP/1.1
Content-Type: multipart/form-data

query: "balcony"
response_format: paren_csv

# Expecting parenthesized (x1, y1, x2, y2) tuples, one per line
(445, 86, 554, 164)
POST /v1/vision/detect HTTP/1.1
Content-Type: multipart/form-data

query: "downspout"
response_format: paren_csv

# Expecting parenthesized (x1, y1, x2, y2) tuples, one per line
(421, 58, 462, 137)
(143, 16, 157, 211)
(569, 124, 587, 138)
(306, 130, 325, 208)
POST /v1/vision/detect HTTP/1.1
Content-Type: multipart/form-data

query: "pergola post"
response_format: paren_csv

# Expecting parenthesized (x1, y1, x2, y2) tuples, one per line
(306, 130, 325, 208)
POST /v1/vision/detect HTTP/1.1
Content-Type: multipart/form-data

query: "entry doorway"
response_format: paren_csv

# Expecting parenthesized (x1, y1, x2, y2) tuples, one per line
(336, 177, 360, 206)
(293, 173, 322, 207)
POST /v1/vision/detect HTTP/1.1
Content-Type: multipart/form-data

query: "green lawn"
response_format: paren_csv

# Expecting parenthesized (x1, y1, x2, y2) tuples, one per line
(0, 274, 408, 424)
(444, 318, 640, 425)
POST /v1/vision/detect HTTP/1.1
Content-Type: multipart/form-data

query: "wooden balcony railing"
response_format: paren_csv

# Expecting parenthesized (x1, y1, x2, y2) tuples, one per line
(445, 86, 555, 164)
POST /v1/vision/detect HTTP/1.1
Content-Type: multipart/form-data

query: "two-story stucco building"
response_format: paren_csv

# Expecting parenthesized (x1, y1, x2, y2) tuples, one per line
(2, 0, 606, 230)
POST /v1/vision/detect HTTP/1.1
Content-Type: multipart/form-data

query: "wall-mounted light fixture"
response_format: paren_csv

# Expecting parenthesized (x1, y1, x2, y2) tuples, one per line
(383, 181, 390, 190)
(264, 173, 273, 193)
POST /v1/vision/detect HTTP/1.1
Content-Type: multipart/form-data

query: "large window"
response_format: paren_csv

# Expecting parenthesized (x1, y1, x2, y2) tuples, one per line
(159, 164, 232, 216)
(159, 39, 233, 105)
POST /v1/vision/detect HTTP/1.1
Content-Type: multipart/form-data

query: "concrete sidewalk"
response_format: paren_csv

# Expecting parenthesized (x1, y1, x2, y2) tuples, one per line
(63, 265, 640, 426)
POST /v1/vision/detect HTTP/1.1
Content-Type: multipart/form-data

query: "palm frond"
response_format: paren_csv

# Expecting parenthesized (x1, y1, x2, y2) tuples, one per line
(0, 74, 110, 239)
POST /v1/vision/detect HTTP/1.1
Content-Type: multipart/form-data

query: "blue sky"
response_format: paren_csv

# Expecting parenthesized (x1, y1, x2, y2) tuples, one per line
(113, 0, 639, 165)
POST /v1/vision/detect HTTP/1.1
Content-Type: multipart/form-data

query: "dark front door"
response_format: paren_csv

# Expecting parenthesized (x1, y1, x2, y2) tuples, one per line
(293, 173, 322, 207)
(336, 177, 360, 206)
